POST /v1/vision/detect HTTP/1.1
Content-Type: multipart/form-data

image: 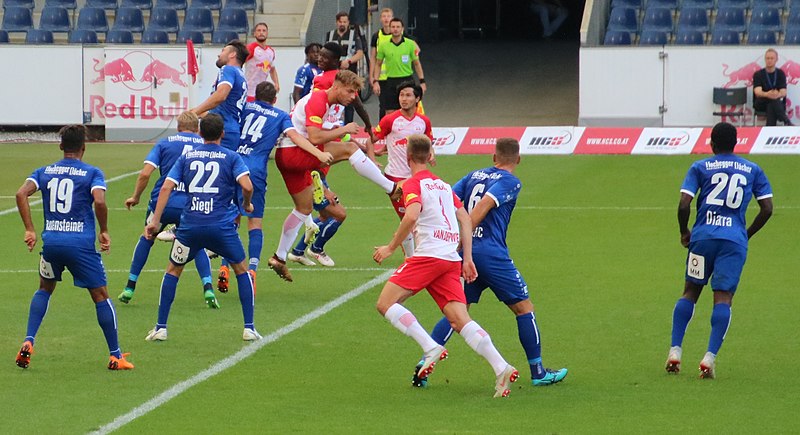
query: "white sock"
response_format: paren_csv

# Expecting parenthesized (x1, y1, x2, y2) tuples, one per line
(385, 303, 439, 353)
(276, 209, 307, 260)
(349, 148, 394, 193)
(401, 233, 415, 258)
(460, 320, 507, 376)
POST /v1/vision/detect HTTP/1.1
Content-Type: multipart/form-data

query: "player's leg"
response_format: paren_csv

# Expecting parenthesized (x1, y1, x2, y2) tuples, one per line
(16, 257, 58, 369)
(146, 234, 191, 341)
(667, 241, 710, 374)
(307, 189, 346, 267)
(289, 172, 327, 265)
(324, 140, 400, 198)
(119, 209, 162, 303)
(385, 174, 414, 257)
(215, 228, 258, 340)
(193, 248, 218, 308)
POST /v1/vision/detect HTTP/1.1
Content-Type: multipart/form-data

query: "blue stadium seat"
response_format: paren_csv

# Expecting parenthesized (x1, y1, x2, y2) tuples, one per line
(751, 0, 785, 8)
(141, 28, 169, 43)
(77, 7, 109, 32)
(639, 29, 668, 45)
(113, 7, 144, 32)
(645, 0, 678, 10)
(674, 29, 705, 44)
(784, 28, 800, 44)
(216, 7, 248, 34)
(191, 0, 220, 9)
(717, 0, 749, 8)
(746, 29, 776, 44)
(3, 0, 35, 9)
(120, 0, 152, 8)
(607, 7, 638, 33)
(748, 7, 781, 32)
(0, 29, 8, 41)
(44, 0, 77, 9)
(1, 7, 33, 31)
(148, 7, 179, 33)
(677, 8, 709, 33)
(25, 28, 54, 43)
(105, 29, 133, 43)
(710, 28, 740, 44)
(714, 7, 746, 33)
(68, 28, 98, 42)
(39, 6, 71, 32)
(156, 0, 186, 9)
(641, 7, 673, 33)
(211, 29, 238, 44)
(224, 0, 255, 10)
(787, 9, 800, 31)
(177, 28, 204, 43)
(604, 30, 633, 45)
(183, 7, 214, 33)
(86, 0, 118, 9)
(681, 0, 714, 8)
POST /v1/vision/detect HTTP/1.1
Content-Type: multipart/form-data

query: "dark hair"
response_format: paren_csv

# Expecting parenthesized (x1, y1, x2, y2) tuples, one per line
(495, 138, 520, 163)
(59, 125, 87, 153)
(396, 81, 422, 99)
(200, 113, 224, 141)
(226, 40, 249, 65)
(335, 11, 349, 21)
(305, 42, 322, 55)
(390, 17, 404, 26)
(253, 22, 267, 31)
(255, 81, 277, 103)
(322, 41, 342, 59)
(407, 134, 431, 163)
(710, 122, 737, 152)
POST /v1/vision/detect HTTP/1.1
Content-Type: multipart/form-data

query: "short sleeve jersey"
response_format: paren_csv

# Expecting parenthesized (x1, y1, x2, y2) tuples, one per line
(290, 89, 343, 140)
(453, 167, 521, 256)
(166, 144, 250, 227)
(144, 131, 204, 209)
(753, 68, 787, 93)
(237, 100, 293, 183)
(209, 65, 248, 135)
(244, 43, 276, 98)
(27, 159, 106, 249)
(403, 169, 463, 261)
(374, 110, 432, 179)
(680, 153, 773, 247)
(371, 29, 392, 80)
(293, 62, 322, 100)
(377, 36, 418, 78)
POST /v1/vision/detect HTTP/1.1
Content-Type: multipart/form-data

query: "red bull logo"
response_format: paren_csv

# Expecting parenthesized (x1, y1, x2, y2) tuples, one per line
(88, 94, 188, 121)
(780, 60, 800, 85)
(721, 58, 762, 88)
(140, 60, 187, 87)
(92, 58, 135, 84)
(92, 51, 188, 89)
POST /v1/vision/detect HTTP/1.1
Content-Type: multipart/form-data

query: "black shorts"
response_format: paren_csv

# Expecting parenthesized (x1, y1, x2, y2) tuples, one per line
(380, 76, 414, 111)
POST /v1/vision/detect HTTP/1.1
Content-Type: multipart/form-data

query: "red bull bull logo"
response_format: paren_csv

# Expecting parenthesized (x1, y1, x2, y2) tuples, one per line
(92, 51, 188, 90)
(92, 58, 135, 84)
(780, 60, 800, 85)
(721, 58, 762, 88)
(140, 60, 187, 87)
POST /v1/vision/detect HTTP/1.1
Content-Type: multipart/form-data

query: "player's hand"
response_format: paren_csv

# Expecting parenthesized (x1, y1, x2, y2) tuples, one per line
(343, 122, 360, 135)
(23, 230, 37, 252)
(124, 197, 139, 210)
(372, 82, 381, 95)
(462, 259, 477, 283)
(243, 202, 254, 214)
(368, 131, 378, 144)
(680, 230, 691, 248)
(144, 223, 160, 240)
(373, 245, 394, 264)
(98, 231, 111, 253)
(340, 60, 350, 69)
(374, 145, 387, 156)
(317, 152, 334, 166)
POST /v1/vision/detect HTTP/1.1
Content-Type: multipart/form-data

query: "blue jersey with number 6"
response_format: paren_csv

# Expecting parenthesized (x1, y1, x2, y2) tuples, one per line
(453, 166, 521, 256)
(166, 143, 250, 227)
(681, 154, 772, 248)
(237, 100, 293, 185)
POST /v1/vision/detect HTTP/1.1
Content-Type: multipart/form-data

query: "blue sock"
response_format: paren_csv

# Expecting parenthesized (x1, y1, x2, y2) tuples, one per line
(25, 289, 51, 345)
(221, 258, 229, 267)
(430, 316, 453, 345)
(248, 229, 263, 271)
(708, 303, 731, 355)
(156, 273, 179, 329)
(293, 217, 323, 255)
(670, 298, 695, 347)
(517, 312, 545, 378)
(236, 272, 255, 329)
(311, 218, 342, 252)
(96, 299, 122, 358)
(127, 235, 155, 290)
(194, 248, 213, 291)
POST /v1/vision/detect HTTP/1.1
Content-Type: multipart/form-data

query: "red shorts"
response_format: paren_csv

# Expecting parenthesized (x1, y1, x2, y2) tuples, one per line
(388, 256, 466, 310)
(385, 173, 407, 219)
(275, 146, 324, 195)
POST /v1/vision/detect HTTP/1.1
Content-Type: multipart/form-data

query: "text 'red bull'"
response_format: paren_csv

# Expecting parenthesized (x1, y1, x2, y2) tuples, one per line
(89, 95, 188, 120)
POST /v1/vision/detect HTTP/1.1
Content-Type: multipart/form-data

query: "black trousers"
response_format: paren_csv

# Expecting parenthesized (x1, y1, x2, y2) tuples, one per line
(755, 97, 790, 126)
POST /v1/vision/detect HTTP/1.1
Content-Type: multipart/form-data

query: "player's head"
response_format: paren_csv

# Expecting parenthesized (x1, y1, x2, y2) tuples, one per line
(390, 18, 404, 36)
(319, 42, 342, 71)
(397, 81, 422, 111)
(407, 134, 432, 164)
(177, 111, 199, 133)
(380, 8, 393, 27)
(331, 70, 363, 106)
(59, 124, 87, 154)
(305, 42, 322, 64)
(494, 138, 521, 166)
(710, 122, 737, 154)
(253, 22, 268, 42)
(255, 81, 277, 104)
(217, 40, 248, 68)
(200, 113, 224, 143)
(336, 12, 350, 32)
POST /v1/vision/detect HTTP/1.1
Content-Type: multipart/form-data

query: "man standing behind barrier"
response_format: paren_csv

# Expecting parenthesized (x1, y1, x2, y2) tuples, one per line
(753, 48, 793, 126)
(372, 18, 426, 117)
(245, 23, 279, 101)
(326, 12, 364, 124)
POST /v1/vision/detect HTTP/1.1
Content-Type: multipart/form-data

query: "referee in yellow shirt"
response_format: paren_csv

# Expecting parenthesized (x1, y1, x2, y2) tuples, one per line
(372, 18, 426, 116)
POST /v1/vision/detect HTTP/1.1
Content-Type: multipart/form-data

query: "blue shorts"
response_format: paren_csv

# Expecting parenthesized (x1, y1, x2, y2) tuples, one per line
(146, 204, 183, 229)
(464, 254, 529, 305)
(238, 181, 266, 218)
(171, 224, 246, 266)
(685, 239, 747, 293)
(39, 245, 107, 289)
(220, 131, 240, 151)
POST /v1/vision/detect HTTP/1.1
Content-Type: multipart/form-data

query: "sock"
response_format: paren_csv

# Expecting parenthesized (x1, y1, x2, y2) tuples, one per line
(401, 233, 415, 257)
(237, 271, 255, 329)
(276, 210, 307, 260)
(517, 312, 544, 378)
(24, 289, 51, 345)
(248, 229, 263, 271)
(311, 217, 342, 252)
(460, 320, 508, 376)
(156, 273, 179, 329)
(127, 235, 155, 290)
(193, 247, 213, 293)
(293, 217, 322, 255)
(384, 303, 439, 352)
(430, 316, 454, 346)
(670, 298, 695, 347)
(708, 303, 732, 355)
(221, 258, 229, 267)
(349, 148, 394, 193)
(96, 299, 122, 358)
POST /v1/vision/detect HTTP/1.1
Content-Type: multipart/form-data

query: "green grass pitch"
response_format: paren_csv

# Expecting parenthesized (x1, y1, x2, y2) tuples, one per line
(1, 143, 798, 433)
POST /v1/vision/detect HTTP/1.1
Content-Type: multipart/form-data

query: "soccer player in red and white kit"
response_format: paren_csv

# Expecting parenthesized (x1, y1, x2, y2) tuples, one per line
(373, 134, 519, 398)
(268, 70, 402, 282)
(244, 22, 279, 102)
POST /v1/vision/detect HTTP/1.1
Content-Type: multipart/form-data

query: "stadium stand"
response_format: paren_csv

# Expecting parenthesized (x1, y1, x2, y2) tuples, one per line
(639, 29, 668, 45)
(2, 7, 34, 31)
(674, 29, 705, 44)
(604, 29, 633, 45)
(216, 7, 248, 34)
(225, 0, 255, 11)
(784, 28, 800, 44)
(85, 0, 117, 9)
(44, 0, 77, 9)
(645, 0, 678, 12)
(746, 28, 777, 44)
(156, 0, 186, 10)
(120, 0, 152, 9)
(748, 6, 781, 33)
(68, 28, 98, 42)
(676, 7, 709, 34)
(141, 28, 169, 43)
(38, 6, 71, 32)
(0, 29, 8, 41)
(25, 28, 53, 43)
(607, 7, 638, 33)
(788, 9, 800, 30)
(112, 7, 145, 33)
(76, 6, 109, 33)
(752, 0, 785, 8)
(190, 0, 221, 10)
(211, 29, 237, 44)
(714, 7, 747, 34)
(3, 0, 35, 9)
(148, 7, 180, 33)
(182, 7, 214, 34)
(176, 28, 203, 43)
(641, 7, 673, 34)
(710, 28, 741, 44)
(681, 0, 713, 8)
(717, 0, 750, 8)
(105, 29, 133, 43)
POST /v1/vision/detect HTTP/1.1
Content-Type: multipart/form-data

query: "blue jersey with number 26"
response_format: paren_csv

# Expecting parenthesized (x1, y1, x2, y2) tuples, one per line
(166, 143, 250, 227)
(453, 166, 521, 256)
(237, 100, 293, 184)
(681, 153, 772, 248)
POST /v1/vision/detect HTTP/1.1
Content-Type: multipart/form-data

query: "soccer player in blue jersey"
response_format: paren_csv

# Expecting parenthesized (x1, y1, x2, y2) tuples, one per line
(293, 42, 322, 104)
(143, 114, 260, 341)
(415, 138, 567, 388)
(666, 122, 773, 379)
(15, 125, 134, 370)
(119, 111, 218, 308)
(192, 40, 249, 152)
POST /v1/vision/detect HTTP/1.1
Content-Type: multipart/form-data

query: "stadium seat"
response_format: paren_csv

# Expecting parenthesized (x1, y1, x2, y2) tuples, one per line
(710, 28, 740, 44)
(191, 0, 221, 9)
(680, 0, 714, 8)
(156, 0, 186, 9)
(607, 7, 638, 33)
(714, 7, 746, 33)
(211, 29, 238, 44)
(746, 28, 777, 44)
(674, 29, 705, 44)
(120, 0, 152, 9)
(183, 7, 214, 33)
(1, 7, 33, 31)
(638, 29, 668, 45)
(225, 0, 255, 10)
(77, 7, 109, 33)
(177, 29, 204, 43)
(85, 0, 118, 9)
(751, 0, 785, 8)
(784, 28, 800, 44)
(25, 28, 54, 43)
(677, 8, 709, 33)
(748, 7, 781, 33)
(0, 29, 8, 42)
(641, 7, 673, 33)
(216, 7, 248, 34)
(68, 28, 98, 42)
(148, 7, 179, 33)
(3, 0, 35, 9)
(717, 0, 750, 8)
(787, 9, 800, 30)
(105, 29, 133, 43)
(112, 7, 144, 33)
(39, 6, 71, 32)
(141, 28, 169, 43)
(44, 0, 77, 9)
(604, 30, 633, 45)
(645, 0, 678, 10)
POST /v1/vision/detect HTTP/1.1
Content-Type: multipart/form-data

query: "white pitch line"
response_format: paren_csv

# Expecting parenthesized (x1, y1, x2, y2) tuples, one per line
(0, 267, 389, 274)
(89, 269, 393, 435)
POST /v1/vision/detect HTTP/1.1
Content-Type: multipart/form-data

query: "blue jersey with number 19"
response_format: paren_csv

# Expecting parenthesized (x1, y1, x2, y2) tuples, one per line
(237, 100, 293, 185)
(145, 131, 205, 209)
(453, 166, 521, 256)
(166, 143, 250, 227)
(681, 153, 772, 248)
(27, 159, 106, 250)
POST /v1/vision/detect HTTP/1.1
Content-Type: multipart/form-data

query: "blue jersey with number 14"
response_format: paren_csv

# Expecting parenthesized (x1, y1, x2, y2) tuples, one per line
(453, 166, 521, 256)
(237, 100, 293, 184)
(681, 153, 772, 248)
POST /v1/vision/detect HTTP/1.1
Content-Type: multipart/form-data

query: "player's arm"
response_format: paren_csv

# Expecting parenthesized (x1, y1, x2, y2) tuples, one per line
(351, 97, 378, 158)
(373, 202, 419, 264)
(238, 173, 254, 213)
(286, 129, 334, 165)
(369, 44, 378, 84)
(270, 67, 280, 94)
(292, 86, 303, 104)
(747, 197, 773, 239)
(192, 83, 231, 115)
(677, 192, 693, 248)
(145, 179, 175, 240)
(372, 58, 383, 95)
(412, 59, 426, 94)
(469, 195, 497, 228)
(456, 206, 477, 283)
(125, 163, 156, 210)
(16, 180, 38, 251)
(92, 187, 110, 253)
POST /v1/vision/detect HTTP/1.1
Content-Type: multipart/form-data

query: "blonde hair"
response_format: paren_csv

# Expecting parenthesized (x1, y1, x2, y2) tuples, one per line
(335, 69, 365, 90)
(407, 134, 432, 164)
(177, 111, 199, 133)
(380, 7, 393, 16)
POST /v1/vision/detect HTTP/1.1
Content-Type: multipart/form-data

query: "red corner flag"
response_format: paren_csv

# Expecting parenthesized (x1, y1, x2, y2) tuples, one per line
(187, 39, 199, 84)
